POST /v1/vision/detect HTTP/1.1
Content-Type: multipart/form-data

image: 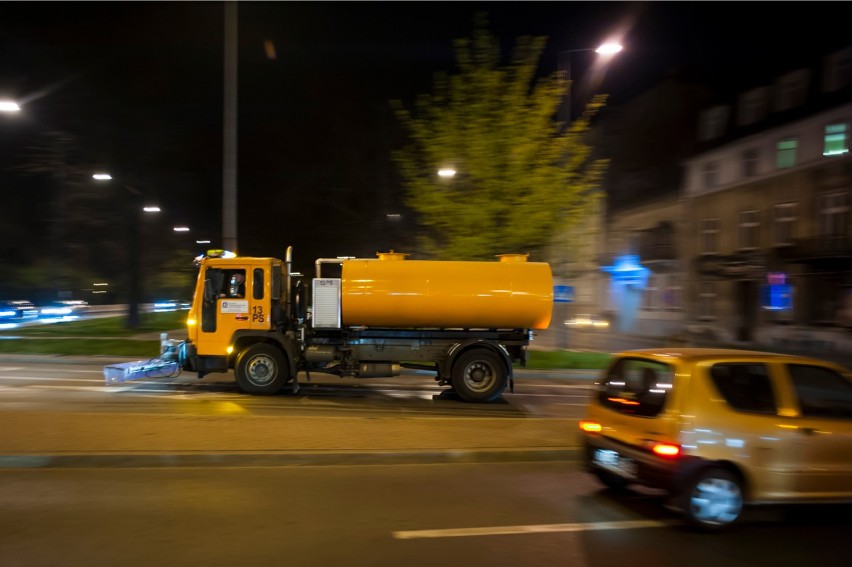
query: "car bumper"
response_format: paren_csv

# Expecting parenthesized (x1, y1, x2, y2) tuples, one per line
(583, 435, 701, 492)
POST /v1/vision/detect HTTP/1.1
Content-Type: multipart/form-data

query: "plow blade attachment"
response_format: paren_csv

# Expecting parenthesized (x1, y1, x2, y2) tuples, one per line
(104, 359, 180, 385)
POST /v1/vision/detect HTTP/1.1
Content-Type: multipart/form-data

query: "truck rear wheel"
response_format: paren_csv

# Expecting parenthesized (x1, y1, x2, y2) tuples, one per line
(235, 344, 289, 395)
(450, 349, 507, 403)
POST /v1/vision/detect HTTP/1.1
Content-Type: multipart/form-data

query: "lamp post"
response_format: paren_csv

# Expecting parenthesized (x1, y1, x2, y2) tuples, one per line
(558, 42, 623, 126)
(222, 1, 238, 253)
(93, 172, 160, 329)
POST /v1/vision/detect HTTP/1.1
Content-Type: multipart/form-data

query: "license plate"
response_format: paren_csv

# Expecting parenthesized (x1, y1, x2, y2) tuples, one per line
(594, 449, 637, 479)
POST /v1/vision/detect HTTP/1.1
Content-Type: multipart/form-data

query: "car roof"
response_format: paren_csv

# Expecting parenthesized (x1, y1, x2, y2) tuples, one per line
(614, 347, 849, 369)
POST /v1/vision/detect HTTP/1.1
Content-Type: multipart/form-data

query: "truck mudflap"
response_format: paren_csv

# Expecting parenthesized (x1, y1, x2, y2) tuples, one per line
(103, 358, 181, 385)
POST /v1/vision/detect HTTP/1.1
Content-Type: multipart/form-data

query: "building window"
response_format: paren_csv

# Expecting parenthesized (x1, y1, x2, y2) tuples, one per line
(663, 274, 682, 311)
(818, 192, 849, 236)
(699, 281, 716, 319)
(643, 274, 658, 310)
(823, 123, 849, 156)
(774, 70, 809, 112)
(742, 148, 759, 178)
(701, 218, 719, 254)
(776, 138, 798, 169)
(773, 203, 797, 246)
(698, 106, 729, 141)
(739, 210, 760, 250)
(702, 161, 719, 189)
(824, 47, 852, 92)
(737, 87, 768, 126)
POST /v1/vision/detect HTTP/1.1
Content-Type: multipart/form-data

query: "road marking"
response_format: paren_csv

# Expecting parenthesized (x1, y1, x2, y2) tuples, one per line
(0, 375, 103, 383)
(393, 519, 673, 539)
(0, 367, 24, 372)
(26, 385, 120, 392)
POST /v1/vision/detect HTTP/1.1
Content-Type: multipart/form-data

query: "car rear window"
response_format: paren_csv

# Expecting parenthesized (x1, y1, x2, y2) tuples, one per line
(708, 363, 777, 415)
(788, 364, 852, 419)
(597, 358, 673, 417)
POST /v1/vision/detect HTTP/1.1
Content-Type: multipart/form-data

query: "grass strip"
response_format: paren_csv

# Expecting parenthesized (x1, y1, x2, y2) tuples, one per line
(0, 311, 612, 368)
(0, 339, 162, 357)
(0, 311, 187, 337)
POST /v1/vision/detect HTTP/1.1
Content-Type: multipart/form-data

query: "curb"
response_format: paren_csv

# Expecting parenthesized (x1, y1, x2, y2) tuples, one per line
(0, 448, 583, 469)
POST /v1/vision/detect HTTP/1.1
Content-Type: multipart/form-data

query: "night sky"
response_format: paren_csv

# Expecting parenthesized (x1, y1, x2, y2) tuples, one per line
(1, 1, 849, 275)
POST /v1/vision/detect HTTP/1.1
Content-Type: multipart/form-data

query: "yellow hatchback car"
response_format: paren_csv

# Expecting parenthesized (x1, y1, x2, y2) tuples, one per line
(579, 348, 852, 531)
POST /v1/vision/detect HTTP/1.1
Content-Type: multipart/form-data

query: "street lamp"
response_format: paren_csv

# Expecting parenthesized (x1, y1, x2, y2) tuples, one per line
(0, 100, 21, 113)
(558, 42, 623, 126)
(93, 172, 155, 329)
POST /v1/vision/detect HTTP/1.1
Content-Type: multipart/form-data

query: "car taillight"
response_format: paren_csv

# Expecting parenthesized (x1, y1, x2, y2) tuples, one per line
(579, 420, 602, 433)
(652, 443, 681, 457)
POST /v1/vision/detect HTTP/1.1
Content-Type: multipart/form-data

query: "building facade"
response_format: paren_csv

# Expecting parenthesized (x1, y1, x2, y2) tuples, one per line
(683, 102, 851, 353)
(566, 45, 852, 360)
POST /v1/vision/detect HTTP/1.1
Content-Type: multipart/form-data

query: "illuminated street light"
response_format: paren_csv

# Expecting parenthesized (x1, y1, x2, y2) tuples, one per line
(0, 100, 21, 112)
(196, 239, 211, 244)
(143, 206, 161, 213)
(438, 168, 456, 178)
(92, 173, 113, 181)
(559, 41, 624, 125)
(595, 42, 623, 55)
(173, 226, 190, 232)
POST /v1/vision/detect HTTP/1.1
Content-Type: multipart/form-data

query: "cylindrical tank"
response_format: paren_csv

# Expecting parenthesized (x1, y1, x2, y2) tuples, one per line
(340, 253, 553, 329)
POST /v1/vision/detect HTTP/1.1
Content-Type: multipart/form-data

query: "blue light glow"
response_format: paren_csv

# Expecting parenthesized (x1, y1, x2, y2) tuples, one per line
(601, 254, 649, 288)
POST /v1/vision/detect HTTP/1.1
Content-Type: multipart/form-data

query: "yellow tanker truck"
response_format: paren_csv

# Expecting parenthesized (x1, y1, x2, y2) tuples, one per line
(105, 246, 553, 402)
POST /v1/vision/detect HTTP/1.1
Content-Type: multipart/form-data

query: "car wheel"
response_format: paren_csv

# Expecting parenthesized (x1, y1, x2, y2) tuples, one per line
(680, 467, 744, 531)
(235, 343, 288, 395)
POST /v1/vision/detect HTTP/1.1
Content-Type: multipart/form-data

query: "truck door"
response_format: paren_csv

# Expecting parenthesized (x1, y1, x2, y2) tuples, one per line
(248, 266, 270, 329)
(199, 266, 251, 355)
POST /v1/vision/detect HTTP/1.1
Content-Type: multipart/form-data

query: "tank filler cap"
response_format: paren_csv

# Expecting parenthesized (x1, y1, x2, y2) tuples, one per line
(496, 253, 529, 263)
(377, 250, 409, 261)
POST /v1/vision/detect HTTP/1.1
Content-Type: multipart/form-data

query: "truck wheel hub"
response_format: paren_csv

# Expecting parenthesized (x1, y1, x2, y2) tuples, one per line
(248, 356, 275, 384)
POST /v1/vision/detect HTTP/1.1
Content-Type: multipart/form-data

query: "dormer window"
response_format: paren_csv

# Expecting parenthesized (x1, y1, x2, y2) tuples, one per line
(823, 46, 852, 92)
(698, 106, 728, 141)
(737, 87, 768, 126)
(775, 69, 809, 112)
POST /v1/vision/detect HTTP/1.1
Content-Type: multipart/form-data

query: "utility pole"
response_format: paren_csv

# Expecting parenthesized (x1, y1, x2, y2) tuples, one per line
(124, 184, 143, 330)
(222, 1, 238, 253)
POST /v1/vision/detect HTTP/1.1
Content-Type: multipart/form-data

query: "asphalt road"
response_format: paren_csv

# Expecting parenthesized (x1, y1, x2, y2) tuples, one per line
(2, 462, 850, 567)
(1, 360, 851, 565)
(0, 360, 595, 467)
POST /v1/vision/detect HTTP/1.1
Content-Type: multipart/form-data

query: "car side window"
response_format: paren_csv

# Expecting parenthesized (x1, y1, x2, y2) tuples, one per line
(788, 364, 852, 420)
(709, 363, 777, 415)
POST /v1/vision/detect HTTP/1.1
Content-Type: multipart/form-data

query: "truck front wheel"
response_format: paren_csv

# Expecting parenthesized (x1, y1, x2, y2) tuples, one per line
(235, 344, 289, 395)
(450, 349, 507, 403)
